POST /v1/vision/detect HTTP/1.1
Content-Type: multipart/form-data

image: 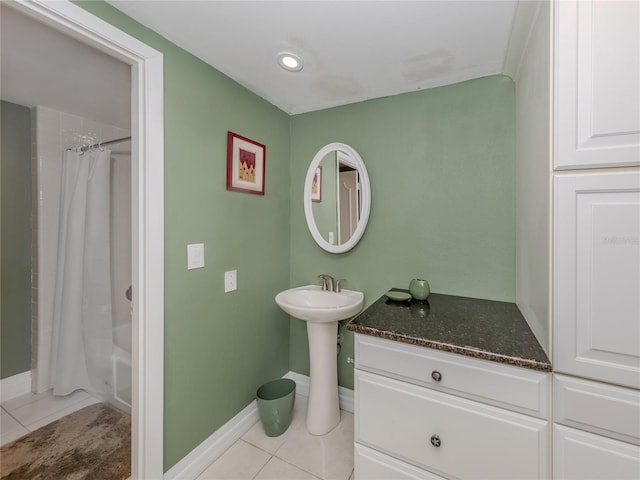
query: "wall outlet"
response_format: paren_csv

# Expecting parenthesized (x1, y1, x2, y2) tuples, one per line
(224, 270, 237, 293)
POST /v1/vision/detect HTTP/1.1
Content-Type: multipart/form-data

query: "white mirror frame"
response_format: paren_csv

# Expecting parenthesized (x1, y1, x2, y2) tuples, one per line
(304, 143, 371, 253)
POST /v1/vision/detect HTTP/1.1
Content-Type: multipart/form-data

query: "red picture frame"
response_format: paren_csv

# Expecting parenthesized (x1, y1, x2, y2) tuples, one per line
(226, 131, 266, 195)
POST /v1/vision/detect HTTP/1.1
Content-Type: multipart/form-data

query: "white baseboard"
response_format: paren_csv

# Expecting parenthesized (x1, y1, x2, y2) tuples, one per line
(164, 371, 354, 479)
(1, 371, 32, 403)
(163, 399, 260, 480)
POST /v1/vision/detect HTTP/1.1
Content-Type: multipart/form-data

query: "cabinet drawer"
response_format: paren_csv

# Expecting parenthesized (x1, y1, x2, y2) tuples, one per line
(554, 374, 640, 445)
(554, 425, 640, 479)
(355, 444, 445, 480)
(355, 334, 549, 418)
(355, 370, 549, 479)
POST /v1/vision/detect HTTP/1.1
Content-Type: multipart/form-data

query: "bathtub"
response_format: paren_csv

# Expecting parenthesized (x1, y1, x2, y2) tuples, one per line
(112, 322, 132, 412)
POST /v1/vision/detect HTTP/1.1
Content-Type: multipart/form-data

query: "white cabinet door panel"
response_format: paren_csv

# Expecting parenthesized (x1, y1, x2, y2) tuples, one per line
(555, 0, 640, 169)
(554, 425, 640, 479)
(355, 371, 549, 480)
(555, 172, 640, 388)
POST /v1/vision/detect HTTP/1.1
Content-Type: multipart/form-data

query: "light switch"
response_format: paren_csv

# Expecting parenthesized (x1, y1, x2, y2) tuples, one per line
(328, 231, 334, 244)
(225, 270, 237, 292)
(187, 243, 205, 270)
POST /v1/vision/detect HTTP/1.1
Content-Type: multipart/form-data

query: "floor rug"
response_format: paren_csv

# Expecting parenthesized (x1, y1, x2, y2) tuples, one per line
(0, 402, 130, 480)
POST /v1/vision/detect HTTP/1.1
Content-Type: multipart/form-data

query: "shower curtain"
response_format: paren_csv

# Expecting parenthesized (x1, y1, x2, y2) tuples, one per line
(50, 148, 113, 397)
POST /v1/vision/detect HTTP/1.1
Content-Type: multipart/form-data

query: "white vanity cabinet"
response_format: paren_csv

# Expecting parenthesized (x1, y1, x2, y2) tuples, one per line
(550, 2, 640, 477)
(353, 335, 550, 480)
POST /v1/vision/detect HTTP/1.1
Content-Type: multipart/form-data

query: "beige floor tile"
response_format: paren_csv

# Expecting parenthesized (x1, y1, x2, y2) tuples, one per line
(1, 391, 41, 412)
(0, 408, 29, 446)
(196, 440, 271, 480)
(275, 411, 354, 480)
(8, 389, 91, 425)
(254, 457, 320, 480)
(24, 395, 99, 431)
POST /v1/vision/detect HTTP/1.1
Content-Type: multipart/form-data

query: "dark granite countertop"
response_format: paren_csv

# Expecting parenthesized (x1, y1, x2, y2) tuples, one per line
(347, 290, 552, 372)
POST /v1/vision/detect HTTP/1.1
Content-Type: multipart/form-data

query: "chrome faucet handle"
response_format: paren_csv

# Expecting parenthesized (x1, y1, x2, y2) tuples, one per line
(318, 274, 334, 291)
(335, 279, 345, 292)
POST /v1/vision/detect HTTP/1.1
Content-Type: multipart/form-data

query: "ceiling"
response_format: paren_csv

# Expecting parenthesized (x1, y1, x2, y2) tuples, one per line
(1, 1, 520, 125)
(106, 0, 519, 115)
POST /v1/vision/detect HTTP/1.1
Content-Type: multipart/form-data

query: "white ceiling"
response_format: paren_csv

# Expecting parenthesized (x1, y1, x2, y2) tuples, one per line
(106, 0, 519, 115)
(1, 5, 131, 129)
(1, 1, 520, 126)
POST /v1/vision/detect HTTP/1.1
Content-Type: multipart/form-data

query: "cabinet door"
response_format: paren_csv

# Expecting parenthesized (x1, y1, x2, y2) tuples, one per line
(554, 172, 640, 388)
(555, 0, 640, 169)
(355, 371, 549, 480)
(554, 425, 640, 479)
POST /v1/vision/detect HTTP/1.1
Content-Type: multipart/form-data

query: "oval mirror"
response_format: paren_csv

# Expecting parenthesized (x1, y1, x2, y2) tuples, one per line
(304, 143, 371, 253)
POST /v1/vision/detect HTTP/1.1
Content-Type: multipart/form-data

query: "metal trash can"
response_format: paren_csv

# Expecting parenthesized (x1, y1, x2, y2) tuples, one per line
(256, 378, 296, 437)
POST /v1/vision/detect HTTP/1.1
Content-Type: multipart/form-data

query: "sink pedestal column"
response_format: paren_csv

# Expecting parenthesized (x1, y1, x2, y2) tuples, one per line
(306, 321, 340, 435)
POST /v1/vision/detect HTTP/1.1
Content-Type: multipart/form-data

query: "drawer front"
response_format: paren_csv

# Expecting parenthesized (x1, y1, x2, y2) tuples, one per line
(355, 334, 549, 418)
(554, 425, 640, 480)
(355, 444, 445, 480)
(554, 374, 640, 445)
(355, 370, 549, 480)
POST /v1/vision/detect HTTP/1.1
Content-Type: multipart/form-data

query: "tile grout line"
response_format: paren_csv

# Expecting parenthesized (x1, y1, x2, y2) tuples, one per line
(2, 406, 30, 431)
(249, 449, 270, 480)
(275, 454, 324, 480)
(239, 416, 352, 480)
(3, 391, 100, 435)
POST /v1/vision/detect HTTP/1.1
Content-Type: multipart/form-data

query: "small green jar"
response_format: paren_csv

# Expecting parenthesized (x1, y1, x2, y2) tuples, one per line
(409, 278, 430, 300)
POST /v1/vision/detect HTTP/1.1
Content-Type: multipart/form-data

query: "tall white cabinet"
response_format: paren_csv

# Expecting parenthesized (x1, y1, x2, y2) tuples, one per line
(551, 1, 640, 478)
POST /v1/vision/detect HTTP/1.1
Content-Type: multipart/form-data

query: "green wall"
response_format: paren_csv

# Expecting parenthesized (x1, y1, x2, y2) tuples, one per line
(289, 76, 516, 389)
(76, 2, 291, 470)
(1, 101, 32, 379)
(75, 2, 516, 470)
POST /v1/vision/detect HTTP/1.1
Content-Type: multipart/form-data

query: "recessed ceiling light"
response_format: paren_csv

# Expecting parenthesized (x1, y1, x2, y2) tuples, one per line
(278, 52, 303, 72)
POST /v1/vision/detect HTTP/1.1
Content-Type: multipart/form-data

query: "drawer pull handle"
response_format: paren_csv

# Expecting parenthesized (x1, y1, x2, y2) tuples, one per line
(431, 371, 442, 382)
(430, 434, 441, 447)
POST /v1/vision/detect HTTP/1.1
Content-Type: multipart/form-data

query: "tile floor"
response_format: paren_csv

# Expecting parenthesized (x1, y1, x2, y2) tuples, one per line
(196, 394, 355, 480)
(0, 389, 99, 446)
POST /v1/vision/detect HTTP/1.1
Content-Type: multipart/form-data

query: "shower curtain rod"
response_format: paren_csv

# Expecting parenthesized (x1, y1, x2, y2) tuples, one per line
(76, 136, 131, 153)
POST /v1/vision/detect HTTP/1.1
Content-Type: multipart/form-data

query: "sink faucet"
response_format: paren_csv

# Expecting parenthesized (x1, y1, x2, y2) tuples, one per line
(318, 274, 335, 292)
(318, 274, 345, 292)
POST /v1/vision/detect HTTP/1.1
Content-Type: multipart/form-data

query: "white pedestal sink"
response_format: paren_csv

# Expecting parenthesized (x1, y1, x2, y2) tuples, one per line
(275, 285, 364, 435)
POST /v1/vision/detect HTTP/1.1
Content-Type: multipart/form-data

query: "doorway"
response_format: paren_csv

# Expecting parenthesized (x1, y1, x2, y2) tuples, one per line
(1, 1, 164, 478)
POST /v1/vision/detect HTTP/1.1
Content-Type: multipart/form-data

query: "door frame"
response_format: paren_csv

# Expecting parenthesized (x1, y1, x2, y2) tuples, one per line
(9, 1, 165, 477)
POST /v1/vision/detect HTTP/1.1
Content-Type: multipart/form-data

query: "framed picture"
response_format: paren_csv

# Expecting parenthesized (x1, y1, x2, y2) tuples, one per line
(311, 166, 322, 202)
(226, 131, 266, 195)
